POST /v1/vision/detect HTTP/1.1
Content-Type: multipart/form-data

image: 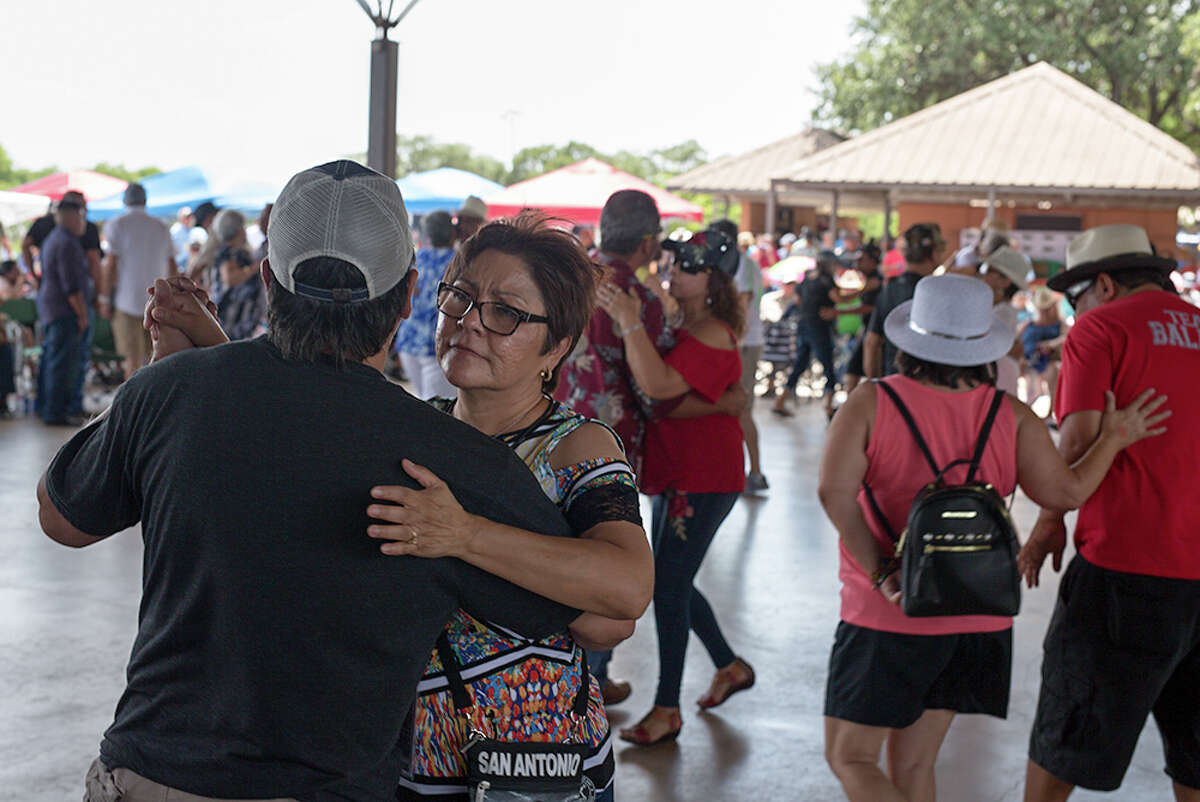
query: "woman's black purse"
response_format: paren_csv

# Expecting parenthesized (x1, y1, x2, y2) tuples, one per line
(862, 382, 1021, 617)
(434, 635, 596, 802)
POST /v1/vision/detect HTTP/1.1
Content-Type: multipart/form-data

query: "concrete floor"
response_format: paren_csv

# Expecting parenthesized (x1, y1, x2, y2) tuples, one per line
(0, 396, 1177, 801)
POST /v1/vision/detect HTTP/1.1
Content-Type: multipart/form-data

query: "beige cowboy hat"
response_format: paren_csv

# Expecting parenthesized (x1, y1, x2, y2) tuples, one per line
(980, 246, 1030, 290)
(1032, 286, 1059, 310)
(457, 195, 488, 221)
(1047, 224, 1175, 292)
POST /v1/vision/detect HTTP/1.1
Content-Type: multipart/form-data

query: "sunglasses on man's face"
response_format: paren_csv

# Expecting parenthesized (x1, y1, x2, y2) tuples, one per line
(1064, 279, 1096, 310)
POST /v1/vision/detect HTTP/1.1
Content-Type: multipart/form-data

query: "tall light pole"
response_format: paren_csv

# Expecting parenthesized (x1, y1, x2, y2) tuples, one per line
(354, 0, 422, 178)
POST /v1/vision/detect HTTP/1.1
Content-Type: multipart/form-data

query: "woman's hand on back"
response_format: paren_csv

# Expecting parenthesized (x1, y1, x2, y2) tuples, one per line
(595, 282, 642, 334)
(1100, 388, 1170, 448)
(368, 459, 477, 558)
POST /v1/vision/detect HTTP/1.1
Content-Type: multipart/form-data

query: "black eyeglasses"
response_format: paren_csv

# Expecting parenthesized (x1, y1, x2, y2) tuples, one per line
(436, 282, 549, 336)
(1064, 279, 1095, 311)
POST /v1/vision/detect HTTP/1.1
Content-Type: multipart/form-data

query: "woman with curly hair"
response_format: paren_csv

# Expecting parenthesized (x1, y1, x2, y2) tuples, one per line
(596, 227, 755, 746)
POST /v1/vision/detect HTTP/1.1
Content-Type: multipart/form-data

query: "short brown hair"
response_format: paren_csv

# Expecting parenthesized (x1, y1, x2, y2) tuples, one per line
(445, 212, 598, 393)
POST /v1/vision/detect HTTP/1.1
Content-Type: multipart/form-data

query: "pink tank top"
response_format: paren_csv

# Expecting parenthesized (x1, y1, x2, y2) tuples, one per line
(840, 376, 1017, 635)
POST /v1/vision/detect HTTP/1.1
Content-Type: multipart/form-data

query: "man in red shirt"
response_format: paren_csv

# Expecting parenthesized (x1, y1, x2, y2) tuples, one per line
(1019, 225, 1200, 801)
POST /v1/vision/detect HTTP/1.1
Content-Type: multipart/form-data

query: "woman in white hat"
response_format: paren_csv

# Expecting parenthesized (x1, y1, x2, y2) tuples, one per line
(817, 274, 1168, 802)
(1019, 286, 1069, 417)
(976, 245, 1031, 395)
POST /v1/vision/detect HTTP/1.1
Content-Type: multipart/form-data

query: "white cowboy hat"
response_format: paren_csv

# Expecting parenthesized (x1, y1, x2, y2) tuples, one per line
(884, 274, 1015, 367)
(1032, 286, 1059, 310)
(1047, 224, 1174, 292)
(457, 195, 488, 221)
(980, 246, 1030, 290)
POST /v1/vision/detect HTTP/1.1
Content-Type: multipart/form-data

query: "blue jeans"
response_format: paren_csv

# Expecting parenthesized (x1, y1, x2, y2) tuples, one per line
(37, 316, 81, 424)
(586, 648, 612, 685)
(650, 490, 739, 708)
(69, 308, 94, 416)
(785, 319, 837, 396)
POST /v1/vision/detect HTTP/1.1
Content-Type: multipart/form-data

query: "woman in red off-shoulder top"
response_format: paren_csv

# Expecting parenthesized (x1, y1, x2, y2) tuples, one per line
(596, 228, 755, 747)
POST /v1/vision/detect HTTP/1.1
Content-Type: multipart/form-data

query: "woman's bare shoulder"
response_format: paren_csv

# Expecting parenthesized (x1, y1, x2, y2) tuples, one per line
(549, 420, 627, 470)
(689, 317, 737, 351)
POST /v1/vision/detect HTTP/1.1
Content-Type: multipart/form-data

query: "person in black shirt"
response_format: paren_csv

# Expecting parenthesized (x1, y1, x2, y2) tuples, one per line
(864, 223, 945, 378)
(772, 250, 857, 420)
(39, 161, 586, 802)
(842, 241, 885, 394)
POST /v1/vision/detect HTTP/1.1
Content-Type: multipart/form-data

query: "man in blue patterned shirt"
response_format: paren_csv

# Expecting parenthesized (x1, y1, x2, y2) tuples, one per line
(396, 211, 457, 399)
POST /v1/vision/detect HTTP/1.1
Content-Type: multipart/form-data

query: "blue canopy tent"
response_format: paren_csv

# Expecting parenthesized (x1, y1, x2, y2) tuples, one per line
(395, 167, 504, 215)
(87, 166, 280, 221)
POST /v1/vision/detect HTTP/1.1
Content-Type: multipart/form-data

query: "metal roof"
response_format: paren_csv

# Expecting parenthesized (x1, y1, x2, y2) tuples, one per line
(776, 62, 1200, 202)
(666, 128, 845, 196)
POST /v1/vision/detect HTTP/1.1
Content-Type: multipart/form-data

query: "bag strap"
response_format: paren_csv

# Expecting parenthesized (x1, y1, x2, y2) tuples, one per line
(965, 389, 1006, 484)
(861, 481, 900, 544)
(873, 380, 941, 477)
(435, 631, 590, 717)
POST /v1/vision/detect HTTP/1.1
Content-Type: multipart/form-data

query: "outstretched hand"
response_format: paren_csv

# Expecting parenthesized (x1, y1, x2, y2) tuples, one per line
(1101, 388, 1170, 448)
(367, 459, 477, 559)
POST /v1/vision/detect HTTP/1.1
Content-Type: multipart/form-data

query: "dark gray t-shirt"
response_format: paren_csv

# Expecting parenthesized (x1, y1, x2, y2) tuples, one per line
(45, 337, 577, 801)
(867, 271, 923, 377)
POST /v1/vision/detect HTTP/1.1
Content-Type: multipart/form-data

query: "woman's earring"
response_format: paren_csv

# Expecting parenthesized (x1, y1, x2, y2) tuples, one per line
(539, 369, 552, 382)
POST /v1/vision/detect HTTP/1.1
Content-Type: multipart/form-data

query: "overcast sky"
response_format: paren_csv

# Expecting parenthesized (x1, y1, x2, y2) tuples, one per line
(5, 0, 862, 184)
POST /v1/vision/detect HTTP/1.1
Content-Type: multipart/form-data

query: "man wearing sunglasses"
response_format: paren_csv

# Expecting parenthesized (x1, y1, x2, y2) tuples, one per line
(1019, 225, 1200, 802)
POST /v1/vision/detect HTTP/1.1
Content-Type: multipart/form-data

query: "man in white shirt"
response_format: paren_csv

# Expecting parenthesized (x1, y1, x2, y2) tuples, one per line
(169, 206, 193, 269)
(100, 183, 176, 379)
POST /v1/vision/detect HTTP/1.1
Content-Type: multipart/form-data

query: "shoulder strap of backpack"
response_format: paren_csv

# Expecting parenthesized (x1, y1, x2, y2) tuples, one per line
(874, 380, 940, 478)
(965, 388, 1006, 484)
(861, 481, 900, 544)
(435, 632, 475, 712)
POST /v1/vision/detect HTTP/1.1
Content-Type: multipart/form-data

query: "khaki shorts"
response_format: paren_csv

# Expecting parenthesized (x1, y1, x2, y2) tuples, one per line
(85, 757, 298, 802)
(112, 310, 151, 368)
(740, 345, 763, 396)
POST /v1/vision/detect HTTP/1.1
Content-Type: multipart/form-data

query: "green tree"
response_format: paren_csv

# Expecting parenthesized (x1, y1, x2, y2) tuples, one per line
(90, 161, 161, 183)
(814, 0, 1200, 146)
(394, 135, 508, 184)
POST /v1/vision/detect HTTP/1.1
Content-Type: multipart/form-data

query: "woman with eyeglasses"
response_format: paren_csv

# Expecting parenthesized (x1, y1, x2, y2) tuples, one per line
(595, 229, 754, 747)
(366, 213, 656, 802)
(145, 214, 651, 802)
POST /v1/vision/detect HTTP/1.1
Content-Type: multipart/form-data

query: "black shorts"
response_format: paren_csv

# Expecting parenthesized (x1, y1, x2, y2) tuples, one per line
(1029, 555, 1200, 792)
(824, 620, 1012, 729)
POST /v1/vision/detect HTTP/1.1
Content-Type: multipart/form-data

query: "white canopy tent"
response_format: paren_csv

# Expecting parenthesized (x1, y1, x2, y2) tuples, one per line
(0, 190, 52, 228)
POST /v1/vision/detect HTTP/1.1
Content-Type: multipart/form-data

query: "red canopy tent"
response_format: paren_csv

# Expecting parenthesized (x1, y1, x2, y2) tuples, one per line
(12, 170, 128, 202)
(484, 158, 703, 225)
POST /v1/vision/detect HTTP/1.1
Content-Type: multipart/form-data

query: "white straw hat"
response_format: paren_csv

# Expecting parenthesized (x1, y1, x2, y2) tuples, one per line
(980, 246, 1030, 290)
(884, 274, 1015, 367)
(1047, 224, 1174, 292)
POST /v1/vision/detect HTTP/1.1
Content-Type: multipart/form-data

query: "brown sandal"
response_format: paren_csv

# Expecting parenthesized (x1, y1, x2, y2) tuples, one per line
(697, 658, 756, 710)
(617, 708, 682, 746)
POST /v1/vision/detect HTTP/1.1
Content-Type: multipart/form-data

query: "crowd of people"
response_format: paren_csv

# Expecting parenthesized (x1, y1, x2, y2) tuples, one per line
(19, 157, 1200, 802)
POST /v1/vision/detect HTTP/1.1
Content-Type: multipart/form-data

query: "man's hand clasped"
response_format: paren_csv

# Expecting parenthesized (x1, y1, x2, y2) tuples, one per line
(141, 276, 229, 362)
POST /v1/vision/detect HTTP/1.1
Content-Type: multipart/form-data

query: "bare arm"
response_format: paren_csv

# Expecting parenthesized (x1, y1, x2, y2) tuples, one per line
(20, 234, 35, 274)
(36, 474, 104, 548)
(817, 384, 899, 601)
(863, 331, 884, 378)
(569, 613, 635, 651)
(1017, 393, 1169, 586)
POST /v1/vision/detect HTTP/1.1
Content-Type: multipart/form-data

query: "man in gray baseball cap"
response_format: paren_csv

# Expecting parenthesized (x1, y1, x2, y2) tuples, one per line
(37, 160, 578, 801)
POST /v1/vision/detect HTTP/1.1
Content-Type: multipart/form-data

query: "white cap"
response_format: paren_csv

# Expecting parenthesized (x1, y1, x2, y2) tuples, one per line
(268, 160, 413, 303)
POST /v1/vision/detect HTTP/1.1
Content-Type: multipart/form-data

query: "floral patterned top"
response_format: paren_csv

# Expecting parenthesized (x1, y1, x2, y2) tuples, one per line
(554, 253, 676, 486)
(396, 399, 640, 800)
(395, 247, 455, 356)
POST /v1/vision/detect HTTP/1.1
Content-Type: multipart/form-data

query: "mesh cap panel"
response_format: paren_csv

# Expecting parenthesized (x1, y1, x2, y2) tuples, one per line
(268, 160, 413, 301)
